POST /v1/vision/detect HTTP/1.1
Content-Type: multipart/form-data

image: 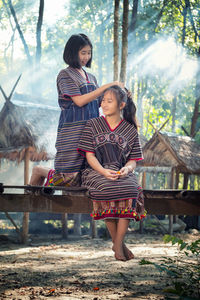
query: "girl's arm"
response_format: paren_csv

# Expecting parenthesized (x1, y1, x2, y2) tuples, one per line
(71, 81, 124, 107)
(119, 160, 137, 177)
(86, 152, 119, 180)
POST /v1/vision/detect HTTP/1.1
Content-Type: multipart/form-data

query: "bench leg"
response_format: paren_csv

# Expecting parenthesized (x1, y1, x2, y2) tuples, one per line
(91, 218, 97, 238)
(74, 214, 82, 235)
(61, 213, 68, 239)
(168, 215, 173, 235)
(21, 212, 29, 244)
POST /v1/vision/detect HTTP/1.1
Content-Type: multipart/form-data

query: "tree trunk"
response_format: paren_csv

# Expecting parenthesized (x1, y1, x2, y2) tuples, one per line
(113, 0, 120, 81)
(97, 26, 104, 86)
(36, 0, 44, 65)
(171, 95, 177, 132)
(8, 0, 32, 65)
(182, 1, 188, 46)
(190, 47, 200, 137)
(120, 0, 129, 83)
(129, 0, 138, 34)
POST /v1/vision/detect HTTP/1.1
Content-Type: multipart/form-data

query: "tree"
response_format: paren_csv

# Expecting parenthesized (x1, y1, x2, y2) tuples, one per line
(120, 0, 129, 83)
(6, 0, 44, 67)
(113, 0, 120, 81)
(7, 0, 32, 65)
(36, 0, 44, 66)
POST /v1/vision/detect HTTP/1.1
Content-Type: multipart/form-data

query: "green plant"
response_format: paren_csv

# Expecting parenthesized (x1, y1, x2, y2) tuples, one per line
(139, 235, 200, 299)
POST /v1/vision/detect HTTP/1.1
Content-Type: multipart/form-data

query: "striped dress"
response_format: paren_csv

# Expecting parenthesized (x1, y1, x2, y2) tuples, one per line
(78, 116, 146, 221)
(54, 67, 99, 181)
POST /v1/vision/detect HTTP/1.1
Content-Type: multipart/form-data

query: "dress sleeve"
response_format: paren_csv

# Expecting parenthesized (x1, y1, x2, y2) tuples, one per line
(128, 133, 143, 161)
(57, 70, 81, 97)
(77, 120, 95, 157)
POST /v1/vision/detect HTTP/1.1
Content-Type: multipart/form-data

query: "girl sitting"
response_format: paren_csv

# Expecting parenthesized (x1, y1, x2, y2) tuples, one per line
(78, 85, 146, 262)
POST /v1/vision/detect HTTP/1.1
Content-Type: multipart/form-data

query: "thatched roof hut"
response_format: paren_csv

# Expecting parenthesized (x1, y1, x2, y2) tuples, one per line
(0, 98, 59, 163)
(140, 131, 200, 175)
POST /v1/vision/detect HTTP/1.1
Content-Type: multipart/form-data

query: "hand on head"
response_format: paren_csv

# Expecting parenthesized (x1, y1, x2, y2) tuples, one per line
(113, 81, 125, 89)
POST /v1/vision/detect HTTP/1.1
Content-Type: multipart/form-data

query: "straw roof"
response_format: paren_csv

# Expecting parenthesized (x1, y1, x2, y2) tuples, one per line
(0, 97, 59, 163)
(141, 131, 200, 174)
(139, 133, 148, 148)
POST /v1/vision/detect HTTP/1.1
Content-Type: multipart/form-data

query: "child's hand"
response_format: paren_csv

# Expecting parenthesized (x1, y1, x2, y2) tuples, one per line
(103, 169, 119, 180)
(118, 166, 130, 177)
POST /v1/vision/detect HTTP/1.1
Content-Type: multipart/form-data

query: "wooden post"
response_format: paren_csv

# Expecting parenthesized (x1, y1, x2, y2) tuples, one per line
(140, 171, 146, 234)
(91, 218, 97, 238)
(73, 214, 82, 235)
(174, 169, 180, 223)
(21, 148, 30, 244)
(168, 167, 175, 235)
(61, 213, 68, 239)
(183, 173, 189, 189)
(61, 190, 68, 239)
(142, 172, 146, 188)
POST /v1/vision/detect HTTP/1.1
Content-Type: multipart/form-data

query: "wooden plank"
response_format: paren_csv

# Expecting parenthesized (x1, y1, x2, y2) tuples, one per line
(0, 194, 93, 214)
(0, 191, 199, 215)
(0, 184, 88, 192)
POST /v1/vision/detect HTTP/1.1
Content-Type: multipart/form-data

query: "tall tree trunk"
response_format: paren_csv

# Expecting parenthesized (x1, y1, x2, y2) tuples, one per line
(97, 26, 104, 86)
(137, 78, 144, 133)
(113, 0, 120, 81)
(8, 0, 32, 65)
(190, 47, 200, 137)
(186, 0, 200, 137)
(171, 96, 177, 132)
(36, 0, 44, 65)
(120, 0, 129, 83)
(182, 1, 188, 46)
(129, 0, 138, 34)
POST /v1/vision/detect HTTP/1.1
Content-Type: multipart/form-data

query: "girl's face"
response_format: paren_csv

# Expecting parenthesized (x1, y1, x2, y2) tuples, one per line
(101, 91, 125, 117)
(78, 45, 91, 67)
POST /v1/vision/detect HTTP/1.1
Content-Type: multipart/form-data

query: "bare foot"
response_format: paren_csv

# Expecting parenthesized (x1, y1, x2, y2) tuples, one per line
(123, 244, 134, 260)
(114, 252, 126, 261)
(112, 244, 134, 260)
(112, 244, 127, 261)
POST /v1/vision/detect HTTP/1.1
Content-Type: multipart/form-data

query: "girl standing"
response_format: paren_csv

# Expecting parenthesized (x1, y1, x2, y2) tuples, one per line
(52, 33, 124, 186)
(78, 86, 146, 261)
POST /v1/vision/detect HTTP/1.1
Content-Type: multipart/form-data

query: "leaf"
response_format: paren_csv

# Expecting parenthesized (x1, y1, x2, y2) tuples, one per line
(139, 259, 153, 265)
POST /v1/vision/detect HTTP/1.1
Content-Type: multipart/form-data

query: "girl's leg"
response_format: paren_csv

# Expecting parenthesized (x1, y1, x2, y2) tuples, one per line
(105, 219, 126, 261)
(29, 166, 50, 186)
(113, 219, 130, 261)
(105, 219, 118, 244)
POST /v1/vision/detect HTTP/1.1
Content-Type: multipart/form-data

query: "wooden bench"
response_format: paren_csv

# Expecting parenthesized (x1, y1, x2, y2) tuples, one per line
(0, 184, 200, 242)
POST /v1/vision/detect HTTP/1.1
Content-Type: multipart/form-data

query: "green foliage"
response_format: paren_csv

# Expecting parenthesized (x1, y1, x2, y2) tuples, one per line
(163, 234, 200, 256)
(139, 235, 200, 299)
(0, 0, 199, 143)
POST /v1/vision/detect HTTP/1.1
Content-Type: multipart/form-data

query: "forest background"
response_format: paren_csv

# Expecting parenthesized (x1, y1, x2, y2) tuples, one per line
(0, 0, 199, 177)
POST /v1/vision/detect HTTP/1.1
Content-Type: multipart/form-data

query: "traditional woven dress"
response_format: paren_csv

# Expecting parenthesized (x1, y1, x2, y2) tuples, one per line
(53, 67, 99, 186)
(78, 116, 146, 221)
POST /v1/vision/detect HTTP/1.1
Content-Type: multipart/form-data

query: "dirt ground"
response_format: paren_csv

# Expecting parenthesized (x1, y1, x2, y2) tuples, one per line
(0, 231, 199, 300)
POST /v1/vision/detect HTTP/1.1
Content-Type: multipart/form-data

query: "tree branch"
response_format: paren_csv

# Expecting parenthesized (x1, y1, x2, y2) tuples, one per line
(8, 0, 32, 65)
(36, 0, 44, 65)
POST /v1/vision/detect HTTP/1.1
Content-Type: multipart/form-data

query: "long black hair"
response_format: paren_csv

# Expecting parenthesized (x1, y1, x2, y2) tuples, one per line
(63, 33, 93, 68)
(101, 85, 138, 130)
